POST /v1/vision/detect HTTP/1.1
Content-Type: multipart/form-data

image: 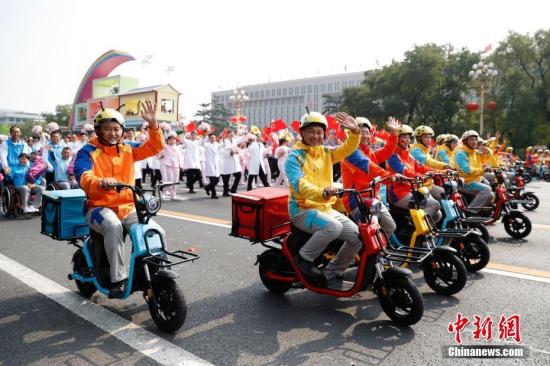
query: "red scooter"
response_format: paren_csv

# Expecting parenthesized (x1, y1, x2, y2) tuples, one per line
(251, 180, 424, 326)
(508, 166, 539, 211)
(452, 169, 532, 239)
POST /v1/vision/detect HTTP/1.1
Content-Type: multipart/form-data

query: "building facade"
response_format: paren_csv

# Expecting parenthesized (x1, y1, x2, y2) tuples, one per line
(73, 75, 181, 130)
(0, 109, 45, 125)
(211, 71, 365, 127)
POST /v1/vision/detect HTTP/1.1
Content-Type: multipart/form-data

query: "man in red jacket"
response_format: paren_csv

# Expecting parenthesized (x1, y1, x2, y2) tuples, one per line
(341, 116, 402, 236)
(386, 125, 445, 223)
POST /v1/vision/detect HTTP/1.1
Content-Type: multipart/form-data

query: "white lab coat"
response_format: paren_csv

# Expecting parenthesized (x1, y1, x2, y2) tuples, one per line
(181, 138, 201, 169)
(203, 141, 219, 177)
(219, 138, 241, 175)
(247, 141, 267, 176)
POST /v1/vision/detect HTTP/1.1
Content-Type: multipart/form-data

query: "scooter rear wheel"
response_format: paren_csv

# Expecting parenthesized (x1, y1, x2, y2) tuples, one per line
(468, 222, 490, 243)
(377, 277, 424, 326)
(258, 249, 292, 294)
(72, 249, 97, 298)
(452, 235, 490, 272)
(422, 251, 467, 296)
(503, 211, 532, 239)
(149, 279, 187, 333)
(520, 192, 539, 211)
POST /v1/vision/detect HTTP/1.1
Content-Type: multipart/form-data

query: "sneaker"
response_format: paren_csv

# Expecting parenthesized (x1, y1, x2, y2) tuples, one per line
(211, 195, 219, 199)
(23, 207, 33, 214)
(108, 278, 128, 299)
(322, 268, 344, 289)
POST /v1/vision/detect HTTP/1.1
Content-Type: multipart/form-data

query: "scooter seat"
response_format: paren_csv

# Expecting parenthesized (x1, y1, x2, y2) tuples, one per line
(286, 225, 344, 260)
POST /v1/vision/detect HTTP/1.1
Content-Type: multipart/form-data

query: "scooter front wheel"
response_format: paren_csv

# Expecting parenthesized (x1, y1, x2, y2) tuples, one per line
(148, 279, 187, 333)
(503, 211, 532, 239)
(72, 249, 96, 298)
(451, 235, 490, 272)
(422, 251, 467, 296)
(376, 277, 424, 326)
(520, 192, 539, 211)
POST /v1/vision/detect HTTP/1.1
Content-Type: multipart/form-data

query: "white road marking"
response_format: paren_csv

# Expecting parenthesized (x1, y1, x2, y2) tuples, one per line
(158, 212, 231, 229)
(480, 267, 550, 284)
(0, 253, 213, 366)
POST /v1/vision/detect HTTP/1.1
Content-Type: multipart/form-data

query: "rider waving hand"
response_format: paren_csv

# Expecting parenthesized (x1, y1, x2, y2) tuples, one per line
(74, 101, 165, 298)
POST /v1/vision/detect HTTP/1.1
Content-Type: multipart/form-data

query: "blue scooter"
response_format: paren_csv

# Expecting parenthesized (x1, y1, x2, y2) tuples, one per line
(430, 172, 490, 272)
(68, 183, 199, 333)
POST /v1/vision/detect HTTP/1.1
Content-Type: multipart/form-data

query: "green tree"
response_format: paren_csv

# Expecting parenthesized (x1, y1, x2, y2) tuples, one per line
(194, 102, 232, 132)
(41, 104, 72, 128)
(322, 94, 344, 114)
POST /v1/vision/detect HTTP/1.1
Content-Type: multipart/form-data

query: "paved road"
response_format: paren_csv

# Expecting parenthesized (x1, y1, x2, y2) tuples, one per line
(1, 181, 549, 365)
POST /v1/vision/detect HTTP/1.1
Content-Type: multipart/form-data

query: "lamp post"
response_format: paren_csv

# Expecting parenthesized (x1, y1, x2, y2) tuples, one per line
(229, 87, 249, 127)
(468, 60, 498, 137)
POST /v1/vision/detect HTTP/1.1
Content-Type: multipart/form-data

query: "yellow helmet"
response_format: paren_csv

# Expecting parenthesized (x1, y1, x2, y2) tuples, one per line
(250, 125, 261, 135)
(397, 124, 414, 136)
(526, 146, 532, 152)
(356, 117, 372, 130)
(300, 112, 327, 130)
(435, 134, 448, 144)
(414, 125, 435, 137)
(461, 130, 479, 141)
(93, 108, 125, 128)
(505, 147, 514, 153)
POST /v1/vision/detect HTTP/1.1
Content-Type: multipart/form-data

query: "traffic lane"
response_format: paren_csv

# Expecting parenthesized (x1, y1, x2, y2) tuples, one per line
(1, 211, 549, 365)
(0, 270, 158, 366)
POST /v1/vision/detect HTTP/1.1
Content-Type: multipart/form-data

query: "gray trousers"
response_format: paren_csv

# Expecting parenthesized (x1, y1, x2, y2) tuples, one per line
(291, 209, 362, 272)
(460, 181, 495, 213)
(57, 180, 79, 190)
(16, 185, 44, 209)
(351, 201, 396, 237)
(85, 208, 165, 283)
(393, 185, 443, 223)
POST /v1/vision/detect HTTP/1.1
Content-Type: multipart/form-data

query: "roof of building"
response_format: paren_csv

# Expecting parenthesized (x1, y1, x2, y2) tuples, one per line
(0, 109, 44, 120)
(119, 84, 181, 96)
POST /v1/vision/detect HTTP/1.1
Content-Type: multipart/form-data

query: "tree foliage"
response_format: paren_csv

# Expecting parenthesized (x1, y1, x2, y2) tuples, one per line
(342, 29, 550, 149)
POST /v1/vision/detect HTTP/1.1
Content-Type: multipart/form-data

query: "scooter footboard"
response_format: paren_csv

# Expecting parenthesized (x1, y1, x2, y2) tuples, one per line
(461, 217, 487, 224)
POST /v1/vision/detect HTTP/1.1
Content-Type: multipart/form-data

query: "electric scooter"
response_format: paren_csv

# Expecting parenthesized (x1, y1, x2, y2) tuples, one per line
(386, 175, 468, 295)
(248, 180, 425, 326)
(68, 183, 199, 333)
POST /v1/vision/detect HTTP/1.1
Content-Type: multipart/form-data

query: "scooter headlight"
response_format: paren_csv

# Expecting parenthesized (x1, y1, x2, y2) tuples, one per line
(144, 194, 161, 214)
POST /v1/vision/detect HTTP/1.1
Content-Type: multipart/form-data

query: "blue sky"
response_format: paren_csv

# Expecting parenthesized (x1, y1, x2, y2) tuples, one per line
(0, 0, 548, 121)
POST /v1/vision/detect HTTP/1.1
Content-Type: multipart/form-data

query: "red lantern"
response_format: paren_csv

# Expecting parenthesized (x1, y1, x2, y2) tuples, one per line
(230, 116, 238, 124)
(466, 102, 479, 112)
(486, 101, 497, 111)
(239, 116, 247, 122)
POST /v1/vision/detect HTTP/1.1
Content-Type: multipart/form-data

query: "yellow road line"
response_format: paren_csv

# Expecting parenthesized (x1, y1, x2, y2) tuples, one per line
(159, 209, 231, 225)
(486, 262, 550, 279)
(533, 223, 550, 231)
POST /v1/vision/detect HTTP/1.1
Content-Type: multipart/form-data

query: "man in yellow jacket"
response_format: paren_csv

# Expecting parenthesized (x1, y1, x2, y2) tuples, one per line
(453, 130, 495, 213)
(74, 101, 165, 298)
(285, 111, 360, 285)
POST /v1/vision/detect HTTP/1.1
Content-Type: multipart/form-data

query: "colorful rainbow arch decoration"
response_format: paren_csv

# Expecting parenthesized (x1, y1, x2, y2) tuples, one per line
(69, 50, 135, 130)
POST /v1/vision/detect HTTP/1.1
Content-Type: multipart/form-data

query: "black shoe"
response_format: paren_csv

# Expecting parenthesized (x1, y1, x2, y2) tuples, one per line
(222, 192, 231, 197)
(211, 195, 219, 199)
(108, 279, 128, 299)
(294, 255, 322, 281)
(204, 186, 211, 195)
(189, 190, 196, 194)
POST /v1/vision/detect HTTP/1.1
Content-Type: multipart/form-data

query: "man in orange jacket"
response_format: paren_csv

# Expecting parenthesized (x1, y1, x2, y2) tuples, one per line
(74, 101, 165, 298)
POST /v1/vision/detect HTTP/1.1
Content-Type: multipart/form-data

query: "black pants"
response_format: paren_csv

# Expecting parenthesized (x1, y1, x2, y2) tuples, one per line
(152, 169, 162, 188)
(206, 176, 219, 197)
(135, 178, 142, 189)
(221, 172, 242, 195)
(247, 166, 270, 191)
(186, 168, 201, 191)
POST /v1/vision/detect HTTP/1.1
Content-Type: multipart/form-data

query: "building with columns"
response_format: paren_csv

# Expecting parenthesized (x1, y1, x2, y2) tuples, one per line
(211, 71, 365, 127)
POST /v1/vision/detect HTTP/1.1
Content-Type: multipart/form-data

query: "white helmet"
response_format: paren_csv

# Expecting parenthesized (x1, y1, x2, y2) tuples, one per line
(356, 117, 372, 130)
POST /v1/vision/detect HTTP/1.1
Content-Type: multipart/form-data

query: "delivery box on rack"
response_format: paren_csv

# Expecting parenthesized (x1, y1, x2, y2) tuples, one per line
(231, 187, 290, 242)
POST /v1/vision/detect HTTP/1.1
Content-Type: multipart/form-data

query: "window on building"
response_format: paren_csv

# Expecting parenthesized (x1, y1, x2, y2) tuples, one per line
(277, 88, 281, 97)
(321, 84, 326, 92)
(308, 85, 312, 93)
(335, 82, 340, 90)
(301, 86, 305, 94)
(161, 98, 175, 114)
(283, 88, 287, 96)
(314, 85, 318, 93)
(289, 87, 293, 96)
(328, 83, 333, 92)
(295, 86, 299, 94)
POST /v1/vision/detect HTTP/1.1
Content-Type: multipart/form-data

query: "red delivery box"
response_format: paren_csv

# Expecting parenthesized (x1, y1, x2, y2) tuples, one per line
(231, 187, 290, 242)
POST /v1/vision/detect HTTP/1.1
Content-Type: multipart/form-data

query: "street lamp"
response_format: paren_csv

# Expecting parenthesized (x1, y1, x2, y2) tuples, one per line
(468, 60, 498, 137)
(229, 87, 249, 127)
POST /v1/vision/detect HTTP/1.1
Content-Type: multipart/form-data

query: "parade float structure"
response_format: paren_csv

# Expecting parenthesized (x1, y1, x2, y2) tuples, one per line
(70, 50, 181, 130)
